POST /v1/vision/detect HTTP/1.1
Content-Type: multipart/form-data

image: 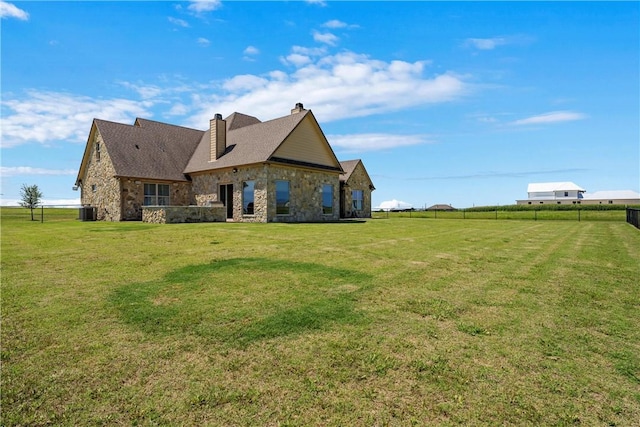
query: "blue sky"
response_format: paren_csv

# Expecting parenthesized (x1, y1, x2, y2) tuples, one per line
(1, 1, 638, 208)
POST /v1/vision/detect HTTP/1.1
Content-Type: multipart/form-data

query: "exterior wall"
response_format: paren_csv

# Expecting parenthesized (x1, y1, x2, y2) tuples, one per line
(80, 129, 122, 221)
(120, 179, 192, 221)
(266, 165, 340, 223)
(191, 165, 269, 223)
(517, 199, 583, 206)
(191, 164, 341, 223)
(341, 164, 373, 219)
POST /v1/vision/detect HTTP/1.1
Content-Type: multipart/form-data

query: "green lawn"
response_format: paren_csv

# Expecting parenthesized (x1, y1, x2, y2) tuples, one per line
(2, 209, 639, 426)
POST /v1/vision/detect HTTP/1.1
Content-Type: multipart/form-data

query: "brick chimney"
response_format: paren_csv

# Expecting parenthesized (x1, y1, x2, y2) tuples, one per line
(291, 102, 305, 115)
(210, 113, 226, 161)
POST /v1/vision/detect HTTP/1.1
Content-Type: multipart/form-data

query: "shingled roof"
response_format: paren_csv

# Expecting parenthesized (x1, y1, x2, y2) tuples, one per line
(91, 118, 204, 182)
(339, 159, 375, 190)
(184, 109, 330, 174)
(78, 107, 343, 187)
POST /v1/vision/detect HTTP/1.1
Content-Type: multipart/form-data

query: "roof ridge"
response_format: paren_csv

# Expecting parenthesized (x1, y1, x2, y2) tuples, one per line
(135, 117, 203, 132)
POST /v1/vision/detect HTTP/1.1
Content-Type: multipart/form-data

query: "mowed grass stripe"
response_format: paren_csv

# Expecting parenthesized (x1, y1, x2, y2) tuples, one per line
(1, 210, 639, 426)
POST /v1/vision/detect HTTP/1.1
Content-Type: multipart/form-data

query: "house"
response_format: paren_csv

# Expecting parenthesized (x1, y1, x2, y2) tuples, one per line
(426, 204, 456, 211)
(74, 103, 375, 222)
(339, 159, 375, 218)
(516, 182, 640, 206)
(516, 182, 586, 205)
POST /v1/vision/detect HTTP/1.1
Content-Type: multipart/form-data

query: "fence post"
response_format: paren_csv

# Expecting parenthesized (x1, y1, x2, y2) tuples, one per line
(41, 205, 44, 223)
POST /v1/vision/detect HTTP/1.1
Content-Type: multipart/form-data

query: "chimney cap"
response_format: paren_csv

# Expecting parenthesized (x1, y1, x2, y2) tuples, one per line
(213, 113, 223, 120)
(295, 102, 304, 109)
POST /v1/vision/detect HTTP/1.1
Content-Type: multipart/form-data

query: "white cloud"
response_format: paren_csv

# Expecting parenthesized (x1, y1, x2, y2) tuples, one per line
(313, 31, 339, 46)
(1, 90, 152, 147)
(322, 19, 347, 29)
(186, 50, 468, 127)
(281, 53, 312, 67)
(188, 0, 221, 13)
(1, 51, 468, 148)
(306, 0, 327, 6)
(191, 1, 220, 13)
(0, 1, 29, 20)
(328, 133, 432, 153)
(465, 37, 507, 50)
(168, 16, 189, 27)
(244, 46, 259, 56)
(1, 166, 76, 177)
(512, 111, 587, 126)
(197, 37, 210, 46)
(291, 45, 327, 56)
(167, 103, 189, 116)
(464, 34, 534, 51)
(223, 75, 268, 92)
(322, 19, 358, 29)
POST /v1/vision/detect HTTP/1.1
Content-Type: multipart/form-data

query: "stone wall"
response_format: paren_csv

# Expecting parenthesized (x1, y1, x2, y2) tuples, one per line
(80, 126, 194, 221)
(341, 162, 373, 218)
(266, 165, 340, 222)
(80, 129, 122, 221)
(120, 180, 191, 221)
(142, 206, 226, 223)
(191, 164, 341, 223)
(191, 165, 269, 222)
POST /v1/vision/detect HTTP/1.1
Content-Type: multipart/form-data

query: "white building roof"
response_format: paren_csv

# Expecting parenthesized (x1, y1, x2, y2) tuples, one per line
(527, 182, 586, 193)
(375, 199, 413, 211)
(583, 190, 640, 200)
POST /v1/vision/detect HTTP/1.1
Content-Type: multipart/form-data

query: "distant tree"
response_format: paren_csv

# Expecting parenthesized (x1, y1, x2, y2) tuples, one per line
(19, 184, 43, 221)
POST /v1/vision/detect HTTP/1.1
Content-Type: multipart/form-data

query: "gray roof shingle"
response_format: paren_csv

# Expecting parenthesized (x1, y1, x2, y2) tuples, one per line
(184, 110, 311, 174)
(95, 118, 203, 181)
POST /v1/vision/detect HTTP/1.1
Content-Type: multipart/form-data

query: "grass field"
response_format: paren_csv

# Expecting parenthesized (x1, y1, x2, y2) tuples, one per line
(2, 208, 639, 426)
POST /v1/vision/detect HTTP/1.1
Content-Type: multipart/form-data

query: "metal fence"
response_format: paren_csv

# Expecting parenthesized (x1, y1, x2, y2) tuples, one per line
(627, 208, 640, 229)
(372, 209, 630, 222)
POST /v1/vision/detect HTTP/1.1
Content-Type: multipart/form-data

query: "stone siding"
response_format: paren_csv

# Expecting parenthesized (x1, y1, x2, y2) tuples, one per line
(142, 206, 226, 223)
(266, 165, 340, 222)
(80, 129, 122, 221)
(341, 163, 373, 218)
(191, 164, 341, 223)
(81, 128, 193, 221)
(120, 180, 192, 221)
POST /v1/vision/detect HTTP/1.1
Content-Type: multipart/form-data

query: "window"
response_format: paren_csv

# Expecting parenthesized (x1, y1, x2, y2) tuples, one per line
(352, 190, 364, 211)
(322, 184, 333, 214)
(564, 191, 569, 197)
(276, 180, 290, 215)
(243, 181, 255, 215)
(91, 184, 97, 193)
(95, 142, 101, 162)
(144, 183, 170, 206)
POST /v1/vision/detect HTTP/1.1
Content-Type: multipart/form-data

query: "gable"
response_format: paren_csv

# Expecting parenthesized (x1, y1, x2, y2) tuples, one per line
(271, 114, 341, 170)
(184, 110, 342, 174)
(340, 159, 375, 190)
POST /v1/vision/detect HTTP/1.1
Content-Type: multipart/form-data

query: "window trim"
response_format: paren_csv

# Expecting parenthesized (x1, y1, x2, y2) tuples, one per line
(143, 183, 170, 206)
